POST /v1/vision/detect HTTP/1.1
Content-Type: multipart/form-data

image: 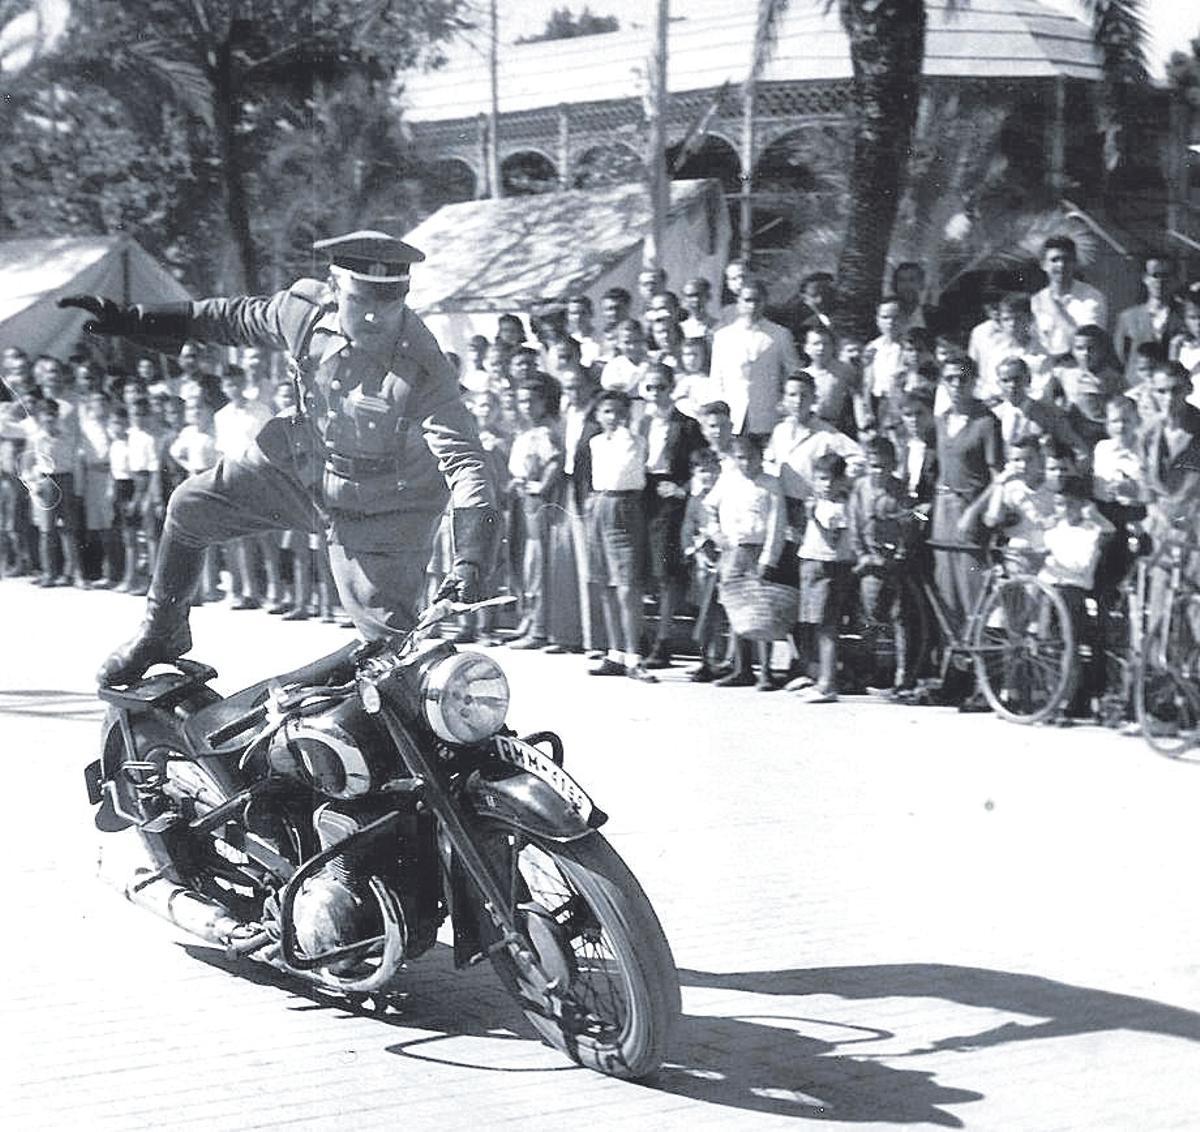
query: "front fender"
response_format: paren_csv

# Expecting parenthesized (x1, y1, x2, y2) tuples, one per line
(461, 764, 605, 843)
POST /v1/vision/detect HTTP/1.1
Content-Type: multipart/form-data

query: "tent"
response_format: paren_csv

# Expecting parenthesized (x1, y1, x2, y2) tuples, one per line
(0, 235, 191, 361)
(402, 179, 730, 357)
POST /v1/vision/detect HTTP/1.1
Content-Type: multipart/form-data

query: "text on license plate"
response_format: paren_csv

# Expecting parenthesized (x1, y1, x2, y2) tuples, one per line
(492, 736, 594, 822)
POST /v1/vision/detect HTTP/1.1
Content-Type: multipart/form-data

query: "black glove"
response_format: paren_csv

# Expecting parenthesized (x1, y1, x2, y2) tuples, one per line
(434, 563, 482, 605)
(57, 295, 139, 336)
(57, 295, 192, 345)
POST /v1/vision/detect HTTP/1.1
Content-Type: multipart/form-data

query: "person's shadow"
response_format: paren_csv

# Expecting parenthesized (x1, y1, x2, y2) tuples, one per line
(180, 947, 1200, 1124)
(659, 964, 1200, 1123)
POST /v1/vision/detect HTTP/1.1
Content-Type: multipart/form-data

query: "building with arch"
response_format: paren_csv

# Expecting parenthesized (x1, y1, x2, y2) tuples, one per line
(400, 0, 1108, 208)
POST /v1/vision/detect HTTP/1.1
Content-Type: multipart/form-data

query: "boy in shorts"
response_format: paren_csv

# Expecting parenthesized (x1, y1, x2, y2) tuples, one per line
(792, 451, 854, 702)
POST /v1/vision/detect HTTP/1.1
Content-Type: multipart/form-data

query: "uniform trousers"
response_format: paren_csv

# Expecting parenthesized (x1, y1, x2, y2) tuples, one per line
(163, 439, 442, 639)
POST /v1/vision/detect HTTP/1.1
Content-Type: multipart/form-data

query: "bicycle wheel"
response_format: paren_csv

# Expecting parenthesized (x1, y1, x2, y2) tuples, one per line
(973, 576, 1075, 724)
(1135, 594, 1200, 757)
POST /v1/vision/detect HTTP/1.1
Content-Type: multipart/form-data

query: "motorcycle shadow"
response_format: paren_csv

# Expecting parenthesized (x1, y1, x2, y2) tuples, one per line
(179, 941, 575, 1073)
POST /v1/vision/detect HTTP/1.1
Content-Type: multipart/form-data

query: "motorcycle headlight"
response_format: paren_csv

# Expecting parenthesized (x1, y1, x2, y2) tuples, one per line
(422, 652, 510, 744)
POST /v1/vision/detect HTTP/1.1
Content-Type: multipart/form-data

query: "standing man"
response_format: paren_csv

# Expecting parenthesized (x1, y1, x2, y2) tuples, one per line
(61, 230, 497, 686)
(711, 280, 802, 441)
(679, 277, 716, 345)
(1114, 254, 1181, 385)
(564, 294, 602, 371)
(240, 345, 274, 402)
(1030, 236, 1108, 357)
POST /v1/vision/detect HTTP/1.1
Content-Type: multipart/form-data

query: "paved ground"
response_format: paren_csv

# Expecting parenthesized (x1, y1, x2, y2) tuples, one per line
(3, 583, 1200, 1131)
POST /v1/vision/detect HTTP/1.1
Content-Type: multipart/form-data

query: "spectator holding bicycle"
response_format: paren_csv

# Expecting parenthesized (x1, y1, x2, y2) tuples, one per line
(934, 359, 1004, 624)
(978, 435, 1054, 573)
(993, 356, 1089, 461)
(1140, 362, 1200, 594)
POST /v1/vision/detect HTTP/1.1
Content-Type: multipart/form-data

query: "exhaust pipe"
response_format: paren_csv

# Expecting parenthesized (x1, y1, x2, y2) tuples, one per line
(125, 868, 250, 948)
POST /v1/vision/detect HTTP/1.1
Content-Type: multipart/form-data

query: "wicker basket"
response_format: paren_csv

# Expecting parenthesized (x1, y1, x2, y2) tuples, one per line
(719, 576, 799, 641)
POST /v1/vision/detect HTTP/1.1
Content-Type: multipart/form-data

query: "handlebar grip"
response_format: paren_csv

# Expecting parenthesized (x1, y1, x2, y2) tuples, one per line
(206, 704, 268, 747)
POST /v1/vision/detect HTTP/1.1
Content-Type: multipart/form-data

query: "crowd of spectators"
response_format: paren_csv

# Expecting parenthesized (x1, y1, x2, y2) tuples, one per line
(3, 236, 1199, 720)
(0, 343, 346, 622)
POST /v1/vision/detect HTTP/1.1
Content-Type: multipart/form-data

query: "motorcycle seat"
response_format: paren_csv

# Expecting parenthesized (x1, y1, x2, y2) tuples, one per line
(184, 642, 362, 758)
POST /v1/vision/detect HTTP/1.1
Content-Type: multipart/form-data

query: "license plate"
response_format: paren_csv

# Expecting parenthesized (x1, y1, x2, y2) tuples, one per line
(492, 735, 594, 823)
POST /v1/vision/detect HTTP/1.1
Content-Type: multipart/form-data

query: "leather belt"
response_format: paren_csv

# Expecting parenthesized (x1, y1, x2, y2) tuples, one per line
(325, 453, 403, 478)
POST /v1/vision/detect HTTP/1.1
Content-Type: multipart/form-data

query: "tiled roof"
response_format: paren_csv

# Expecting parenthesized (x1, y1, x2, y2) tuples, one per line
(400, 0, 1102, 124)
(404, 179, 719, 313)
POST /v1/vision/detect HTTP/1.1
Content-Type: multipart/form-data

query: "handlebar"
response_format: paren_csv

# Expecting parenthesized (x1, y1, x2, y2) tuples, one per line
(205, 596, 518, 747)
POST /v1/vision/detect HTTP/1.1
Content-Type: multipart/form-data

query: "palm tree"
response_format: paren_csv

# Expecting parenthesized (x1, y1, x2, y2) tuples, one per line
(746, 0, 1148, 337)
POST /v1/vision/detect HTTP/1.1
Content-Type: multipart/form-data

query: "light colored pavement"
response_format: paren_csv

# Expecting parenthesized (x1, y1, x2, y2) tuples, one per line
(2, 583, 1199, 1131)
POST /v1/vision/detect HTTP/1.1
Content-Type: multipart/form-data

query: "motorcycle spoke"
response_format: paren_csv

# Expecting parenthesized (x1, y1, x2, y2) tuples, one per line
(515, 845, 630, 1038)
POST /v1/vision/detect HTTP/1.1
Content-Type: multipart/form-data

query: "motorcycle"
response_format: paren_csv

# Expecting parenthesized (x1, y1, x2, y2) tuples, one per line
(84, 596, 681, 1080)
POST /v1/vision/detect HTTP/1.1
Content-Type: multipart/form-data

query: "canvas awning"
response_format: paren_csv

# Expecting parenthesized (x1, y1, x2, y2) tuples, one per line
(0, 235, 191, 361)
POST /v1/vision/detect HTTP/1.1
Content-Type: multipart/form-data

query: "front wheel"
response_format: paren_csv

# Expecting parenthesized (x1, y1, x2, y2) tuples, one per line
(476, 828, 681, 1080)
(973, 576, 1075, 724)
(1135, 595, 1200, 757)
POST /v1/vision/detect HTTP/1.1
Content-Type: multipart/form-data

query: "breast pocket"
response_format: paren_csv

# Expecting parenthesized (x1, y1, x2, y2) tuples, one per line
(349, 395, 402, 457)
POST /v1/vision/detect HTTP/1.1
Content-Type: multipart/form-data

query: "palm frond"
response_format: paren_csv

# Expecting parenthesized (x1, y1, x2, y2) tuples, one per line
(118, 39, 214, 126)
(748, 0, 790, 84)
(1078, 0, 1149, 84)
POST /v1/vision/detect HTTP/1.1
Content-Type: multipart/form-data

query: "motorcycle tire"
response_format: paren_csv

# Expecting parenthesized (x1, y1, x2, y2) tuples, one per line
(475, 827, 681, 1080)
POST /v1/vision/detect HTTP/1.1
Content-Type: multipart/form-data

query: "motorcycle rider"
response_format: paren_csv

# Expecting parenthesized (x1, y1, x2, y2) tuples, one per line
(61, 231, 497, 686)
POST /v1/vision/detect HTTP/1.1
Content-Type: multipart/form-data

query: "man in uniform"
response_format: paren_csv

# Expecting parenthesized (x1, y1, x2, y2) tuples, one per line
(61, 230, 497, 686)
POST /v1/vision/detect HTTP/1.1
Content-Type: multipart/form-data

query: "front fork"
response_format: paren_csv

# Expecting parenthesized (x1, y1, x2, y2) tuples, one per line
(375, 704, 567, 1012)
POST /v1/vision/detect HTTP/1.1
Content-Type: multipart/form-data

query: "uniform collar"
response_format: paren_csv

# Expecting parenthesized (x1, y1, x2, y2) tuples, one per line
(314, 311, 351, 362)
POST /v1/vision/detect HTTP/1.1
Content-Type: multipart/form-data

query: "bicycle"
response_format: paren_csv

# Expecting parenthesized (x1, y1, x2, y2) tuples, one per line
(1133, 523, 1200, 757)
(904, 539, 1076, 724)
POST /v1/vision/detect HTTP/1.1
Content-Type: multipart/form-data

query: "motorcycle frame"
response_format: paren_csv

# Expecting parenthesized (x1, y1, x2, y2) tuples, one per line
(86, 654, 605, 1013)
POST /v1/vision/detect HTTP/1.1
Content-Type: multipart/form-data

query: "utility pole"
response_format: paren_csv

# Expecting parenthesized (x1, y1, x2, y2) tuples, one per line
(488, 0, 502, 198)
(644, 0, 669, 270)
(739, 78, 754, 257)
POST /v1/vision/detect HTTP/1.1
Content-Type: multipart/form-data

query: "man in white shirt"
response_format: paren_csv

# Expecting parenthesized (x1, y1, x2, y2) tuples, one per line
(240, 345, 272, 402)
(710, 281, 802, 439)
(213, 368, 277, 609)
(584, 390, 657, 683)
(765, 373, 863, 509)
(1030, 236, 1108, 356)
(599, 319, 649, 394)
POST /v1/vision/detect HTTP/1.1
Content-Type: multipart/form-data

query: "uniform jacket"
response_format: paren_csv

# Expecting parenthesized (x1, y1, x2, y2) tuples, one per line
(186, 280, 492, 520)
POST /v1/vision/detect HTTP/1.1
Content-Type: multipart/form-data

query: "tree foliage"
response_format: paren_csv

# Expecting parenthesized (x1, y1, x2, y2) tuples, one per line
(514, 6, 618, 45)
(1, 0, 470, 293)
(1166, 30, 1200, 110)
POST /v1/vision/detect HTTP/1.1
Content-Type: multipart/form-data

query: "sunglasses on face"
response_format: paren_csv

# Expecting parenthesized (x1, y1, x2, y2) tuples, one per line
(643, 385, 668, 393)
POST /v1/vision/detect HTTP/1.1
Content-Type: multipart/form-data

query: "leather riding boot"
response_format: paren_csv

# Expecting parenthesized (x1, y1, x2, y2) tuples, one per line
(97, 535, 205, 686)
